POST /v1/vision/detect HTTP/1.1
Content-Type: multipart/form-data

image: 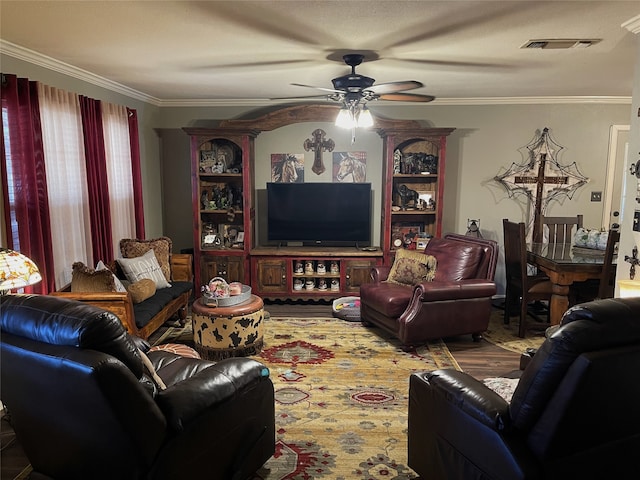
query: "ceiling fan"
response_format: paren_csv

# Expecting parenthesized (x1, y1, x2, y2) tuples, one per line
(276, 53, 434, 139)
(283, 53, 436, 105)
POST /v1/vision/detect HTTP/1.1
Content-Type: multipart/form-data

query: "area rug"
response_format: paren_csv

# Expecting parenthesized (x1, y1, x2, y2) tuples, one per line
(154, 314, 460, 479)
(482, 309, 546, 354)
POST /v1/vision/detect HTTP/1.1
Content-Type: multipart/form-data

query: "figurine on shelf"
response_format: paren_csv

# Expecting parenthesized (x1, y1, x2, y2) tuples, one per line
(318, 279, 327, 290)
(330, 279, 340, 291)
(317, 261, 326, 274)
(401, 152, 438, 174)
(395, 184, 419, 210)
(393, 149, 402, 174)
(295, 261, 304, 274)
(293, 278, 304, 291)
(200, 190, 209, 210)
(304, 261, 314, 275)
(305, 279, 315, 290)
(330, 261, 339, 274)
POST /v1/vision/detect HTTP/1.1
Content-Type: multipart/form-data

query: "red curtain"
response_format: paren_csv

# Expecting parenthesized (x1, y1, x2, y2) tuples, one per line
(79, 96, 113, 262)
(1, 74, 55, 293)
(127, 107, 145, 239)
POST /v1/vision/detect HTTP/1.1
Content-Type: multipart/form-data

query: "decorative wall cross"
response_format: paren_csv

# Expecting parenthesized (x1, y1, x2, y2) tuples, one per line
(304, 129, 335, 175)
(494, 128, 588, 242)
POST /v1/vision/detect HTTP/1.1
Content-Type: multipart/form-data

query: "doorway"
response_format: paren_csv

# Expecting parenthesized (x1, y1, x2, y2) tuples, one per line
(603, 125, 630, 230)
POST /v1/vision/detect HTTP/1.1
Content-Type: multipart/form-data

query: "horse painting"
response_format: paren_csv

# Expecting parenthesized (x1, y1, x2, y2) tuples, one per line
(335, 153, 366, 183)
(271, 154, 303, 183)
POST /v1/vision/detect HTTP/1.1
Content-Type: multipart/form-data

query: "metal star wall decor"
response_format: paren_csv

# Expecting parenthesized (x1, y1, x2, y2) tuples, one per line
(494, 127, 588, 235)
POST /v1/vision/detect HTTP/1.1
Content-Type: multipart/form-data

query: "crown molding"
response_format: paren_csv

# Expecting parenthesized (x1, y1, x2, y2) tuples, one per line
(0, 40, 161, 105)
(1, 39, 632, 108)
(157, 96, 631, 108)
(622, 14, 640, 34)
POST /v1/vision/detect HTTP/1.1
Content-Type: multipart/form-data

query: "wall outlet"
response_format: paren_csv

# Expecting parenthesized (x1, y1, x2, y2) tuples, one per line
(591, 191, 602, 202)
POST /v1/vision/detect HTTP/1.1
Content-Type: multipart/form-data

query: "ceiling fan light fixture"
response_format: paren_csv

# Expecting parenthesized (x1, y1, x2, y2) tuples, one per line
(356, 105, 374, 128)
(335, 106, 356, 129)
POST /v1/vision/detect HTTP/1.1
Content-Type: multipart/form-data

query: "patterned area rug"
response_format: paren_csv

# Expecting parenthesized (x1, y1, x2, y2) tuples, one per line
(482, 308, 546, 353)
(155, 314, 460, 480)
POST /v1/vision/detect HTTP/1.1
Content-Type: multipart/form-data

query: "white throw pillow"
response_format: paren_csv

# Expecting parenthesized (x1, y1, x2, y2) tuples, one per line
(96, 260, 127, 293)
(117, 249, 171, 289)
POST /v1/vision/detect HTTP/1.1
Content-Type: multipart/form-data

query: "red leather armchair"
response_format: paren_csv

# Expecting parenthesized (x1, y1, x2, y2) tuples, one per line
(360, 234, 498, 349)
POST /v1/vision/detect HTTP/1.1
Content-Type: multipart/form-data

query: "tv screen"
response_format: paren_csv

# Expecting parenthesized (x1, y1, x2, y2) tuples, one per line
(267, 182, 372, 246)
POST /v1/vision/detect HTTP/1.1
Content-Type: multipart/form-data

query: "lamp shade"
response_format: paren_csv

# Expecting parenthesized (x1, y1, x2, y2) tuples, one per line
(335, 107, 356, 129)
(0, 248, 42, 291)
(357, 106, 374, 128)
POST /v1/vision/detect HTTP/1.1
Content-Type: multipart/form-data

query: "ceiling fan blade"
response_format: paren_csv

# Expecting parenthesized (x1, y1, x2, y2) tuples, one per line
(367, 80, 423, 94)
(381, 3, 528, 49)
(190, 2, 334, 47)
(378, 93, 435, 102)
(190, 59, 315, 72)
(270, 94, 334, 101)
(392, 57, 512, 71)
(291, 83, 344, 94)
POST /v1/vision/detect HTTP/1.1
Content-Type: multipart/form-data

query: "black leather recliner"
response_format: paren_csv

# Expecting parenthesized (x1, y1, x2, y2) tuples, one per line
(408, 297, 640, 480)
(0, 294, 275, 480)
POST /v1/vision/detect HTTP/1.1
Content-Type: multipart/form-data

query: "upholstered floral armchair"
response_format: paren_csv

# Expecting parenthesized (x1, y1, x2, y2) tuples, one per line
(360, 233, 498, 349)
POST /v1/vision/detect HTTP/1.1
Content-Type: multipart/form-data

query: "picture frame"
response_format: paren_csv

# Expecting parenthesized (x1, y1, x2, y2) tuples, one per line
(271, 153, 304, 183)
(392, 223, 423, 246)
(417, 191, 436, 210)
(416, 238, 431, 250)
(332, 151, 367, 183)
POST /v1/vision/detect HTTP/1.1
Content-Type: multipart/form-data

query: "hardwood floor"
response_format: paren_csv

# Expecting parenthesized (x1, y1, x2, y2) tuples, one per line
(1, 303, 520, 480)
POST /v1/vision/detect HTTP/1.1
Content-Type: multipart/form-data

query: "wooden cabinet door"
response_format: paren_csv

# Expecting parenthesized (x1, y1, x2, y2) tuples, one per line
(201, 256, 244, 284)
(256, 258, 287, 293)
(344, 259, 376, 293)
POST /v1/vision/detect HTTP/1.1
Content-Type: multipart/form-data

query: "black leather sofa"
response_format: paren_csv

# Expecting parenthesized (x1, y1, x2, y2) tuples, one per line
(408, 297, 640, 480)
(0, 294, 275, 480)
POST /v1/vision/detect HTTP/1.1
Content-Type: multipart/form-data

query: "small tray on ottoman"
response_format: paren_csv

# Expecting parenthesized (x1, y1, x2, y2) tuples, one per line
(203, 285, 252, 307)
(332, 296, 361, 322)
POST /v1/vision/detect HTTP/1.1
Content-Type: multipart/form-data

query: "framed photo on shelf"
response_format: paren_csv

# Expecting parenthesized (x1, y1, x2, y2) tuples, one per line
(417, 190, 436, 210)
(392, 223, 422, 246)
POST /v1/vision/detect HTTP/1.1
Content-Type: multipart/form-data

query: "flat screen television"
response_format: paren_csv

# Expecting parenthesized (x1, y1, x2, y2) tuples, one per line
(267, 182, 372, 246)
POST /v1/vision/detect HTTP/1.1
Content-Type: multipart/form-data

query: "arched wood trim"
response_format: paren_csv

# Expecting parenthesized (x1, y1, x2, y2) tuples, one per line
(217, 103, 425, 133)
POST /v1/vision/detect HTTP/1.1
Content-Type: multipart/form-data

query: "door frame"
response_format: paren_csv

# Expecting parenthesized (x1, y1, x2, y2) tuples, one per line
(602, 124, 630, 229)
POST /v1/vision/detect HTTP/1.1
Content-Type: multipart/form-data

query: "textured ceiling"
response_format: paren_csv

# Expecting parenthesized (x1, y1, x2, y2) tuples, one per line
(1, 1, 638, 105)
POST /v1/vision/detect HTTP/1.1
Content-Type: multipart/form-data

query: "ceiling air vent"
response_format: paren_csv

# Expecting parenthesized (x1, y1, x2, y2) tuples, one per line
(522, 39, 601, 49)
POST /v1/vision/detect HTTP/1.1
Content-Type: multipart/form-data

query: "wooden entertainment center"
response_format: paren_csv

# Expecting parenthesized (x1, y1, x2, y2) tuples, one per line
(185, 105, 453, 300)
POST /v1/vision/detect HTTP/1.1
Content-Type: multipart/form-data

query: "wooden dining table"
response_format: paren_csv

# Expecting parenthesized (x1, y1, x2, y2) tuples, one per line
(527, 242, 615, 326)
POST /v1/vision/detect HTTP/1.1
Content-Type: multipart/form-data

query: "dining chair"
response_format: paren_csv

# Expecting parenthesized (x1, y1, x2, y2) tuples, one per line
(502, 219, 554, 338)
(572, 228, 620, 303)
(539, 214, 583, 243)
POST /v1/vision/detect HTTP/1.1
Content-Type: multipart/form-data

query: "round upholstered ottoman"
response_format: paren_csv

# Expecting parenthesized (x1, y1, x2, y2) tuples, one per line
(191, 295, 265, 360)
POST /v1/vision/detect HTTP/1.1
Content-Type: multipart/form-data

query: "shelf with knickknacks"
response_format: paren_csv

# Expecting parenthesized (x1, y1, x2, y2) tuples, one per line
(200, 183, 243, 213)
(384, 129, 454, 259)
